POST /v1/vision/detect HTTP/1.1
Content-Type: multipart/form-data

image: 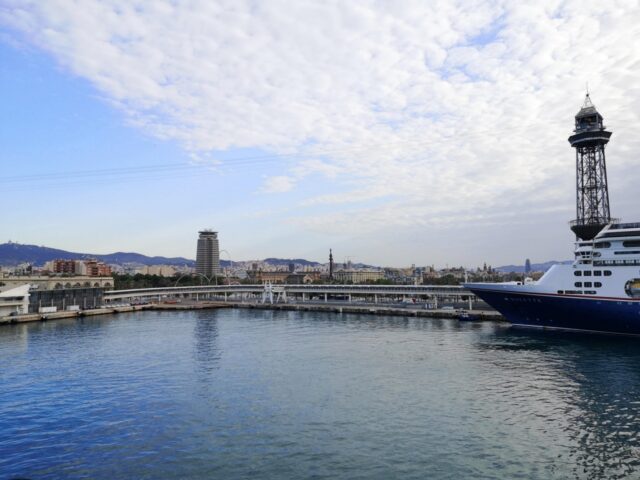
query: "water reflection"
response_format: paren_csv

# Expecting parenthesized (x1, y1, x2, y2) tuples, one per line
(474, 328, 640, 479)
(3, 310, 640, 479)
(193, 311, 220, 373)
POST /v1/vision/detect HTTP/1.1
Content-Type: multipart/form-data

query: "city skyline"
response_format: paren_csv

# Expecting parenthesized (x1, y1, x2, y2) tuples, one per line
(2, 1, 640, 266)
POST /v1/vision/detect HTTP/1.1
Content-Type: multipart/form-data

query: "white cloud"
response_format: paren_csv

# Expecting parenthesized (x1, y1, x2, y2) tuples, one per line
(2, 0, 640, 262)
(260, 175, 295, 194)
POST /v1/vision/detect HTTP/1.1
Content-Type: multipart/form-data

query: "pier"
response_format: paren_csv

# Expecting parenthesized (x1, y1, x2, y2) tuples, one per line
(103, 283, 484, 309)
(1, 283, 504, 325)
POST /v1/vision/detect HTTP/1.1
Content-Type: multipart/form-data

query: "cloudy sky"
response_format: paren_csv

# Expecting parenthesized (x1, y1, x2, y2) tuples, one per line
(1, 0, 639, 267)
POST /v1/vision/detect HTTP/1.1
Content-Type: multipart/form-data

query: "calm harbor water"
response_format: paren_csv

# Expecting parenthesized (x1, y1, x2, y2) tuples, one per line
(1, 310, 640, 479)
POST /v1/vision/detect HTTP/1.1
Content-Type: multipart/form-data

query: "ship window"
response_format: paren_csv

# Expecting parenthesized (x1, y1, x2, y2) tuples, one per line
(584, 291, 597, 295)
(584, 282, 592, 287)
(594, 282, 602, 287)
(574, 271, 582, 276)
(624, 240, 640, 248)
(574, 282, 582, 287)
(601, 230, 640, 238)
(594, 271, 602, 276)
(625, 279, 640, 298)
(594, 242, 611, 248)
(604, 270, 612, 276)
(557, 290, 564, 294)
(615, 250, 640, 255)
(610, 222, 640, 230)
(583, 271, 592, 276)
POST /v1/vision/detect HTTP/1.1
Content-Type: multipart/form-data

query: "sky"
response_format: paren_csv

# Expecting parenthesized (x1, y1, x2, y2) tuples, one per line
(1, 0, 639, 268)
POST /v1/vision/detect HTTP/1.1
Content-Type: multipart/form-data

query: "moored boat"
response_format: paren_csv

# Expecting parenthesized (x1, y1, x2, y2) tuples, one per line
(465, 95, 640, 336)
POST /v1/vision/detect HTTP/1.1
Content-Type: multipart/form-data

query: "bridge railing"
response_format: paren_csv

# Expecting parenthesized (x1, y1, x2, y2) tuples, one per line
(104, 284, 473, 302)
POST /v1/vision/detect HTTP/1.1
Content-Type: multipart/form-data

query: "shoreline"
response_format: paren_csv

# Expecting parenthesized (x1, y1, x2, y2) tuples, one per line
(0, 301, 505, 326)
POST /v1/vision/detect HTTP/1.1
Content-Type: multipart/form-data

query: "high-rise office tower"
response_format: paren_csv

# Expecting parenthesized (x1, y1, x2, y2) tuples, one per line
(196, 230, 221, 278)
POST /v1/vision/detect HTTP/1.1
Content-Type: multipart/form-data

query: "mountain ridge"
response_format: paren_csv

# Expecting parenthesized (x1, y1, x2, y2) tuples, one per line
(0, 242, 569, 272)
(0, 242, 195, 267)
(494, 260, 572, 273)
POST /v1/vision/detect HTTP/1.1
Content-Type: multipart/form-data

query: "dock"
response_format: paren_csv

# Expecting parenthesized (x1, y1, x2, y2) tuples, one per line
(1, 300, 504, 326)
(228, 302, 504, 320)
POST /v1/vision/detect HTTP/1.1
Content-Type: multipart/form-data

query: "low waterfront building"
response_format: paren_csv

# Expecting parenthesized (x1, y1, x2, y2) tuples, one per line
(0, 282, 107, 316)
(283, 273, 315, 284)
(334, 269, 384, 284)
(28, 286, 105, 313)
(247, 270, 290, 284)
(0, 284, 30, 317)
(0, 275, 113, 293)
(246, 269, 321, 284)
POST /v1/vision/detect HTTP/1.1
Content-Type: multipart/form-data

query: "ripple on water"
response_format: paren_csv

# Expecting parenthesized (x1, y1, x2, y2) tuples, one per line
(2, 309, 640, 479)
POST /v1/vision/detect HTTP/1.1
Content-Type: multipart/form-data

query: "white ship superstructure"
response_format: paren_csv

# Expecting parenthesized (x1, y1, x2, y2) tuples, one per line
(465, 95, 640, 335)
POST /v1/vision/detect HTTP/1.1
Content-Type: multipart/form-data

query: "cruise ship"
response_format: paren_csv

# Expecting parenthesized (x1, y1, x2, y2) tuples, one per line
(465, 222, 640, 335)
(465, 95, 640, 335)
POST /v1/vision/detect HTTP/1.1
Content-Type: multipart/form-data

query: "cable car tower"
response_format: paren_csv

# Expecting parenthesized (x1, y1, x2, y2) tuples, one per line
(568, 93, 613, 240)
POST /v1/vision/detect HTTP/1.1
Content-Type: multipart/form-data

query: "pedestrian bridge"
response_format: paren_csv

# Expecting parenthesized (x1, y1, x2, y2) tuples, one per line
(104, 284, 479, 309)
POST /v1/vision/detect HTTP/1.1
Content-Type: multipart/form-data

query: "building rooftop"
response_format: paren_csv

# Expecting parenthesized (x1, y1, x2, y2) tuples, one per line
(0, 284, 30, 298)
(575, 93, 601, 118)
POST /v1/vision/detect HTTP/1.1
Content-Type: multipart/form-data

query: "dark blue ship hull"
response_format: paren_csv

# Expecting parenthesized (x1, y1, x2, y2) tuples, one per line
(467, 287, 640, 336)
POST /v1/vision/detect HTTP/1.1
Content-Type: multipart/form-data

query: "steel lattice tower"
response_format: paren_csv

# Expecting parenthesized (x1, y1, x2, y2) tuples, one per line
(568, 94, 613, 240)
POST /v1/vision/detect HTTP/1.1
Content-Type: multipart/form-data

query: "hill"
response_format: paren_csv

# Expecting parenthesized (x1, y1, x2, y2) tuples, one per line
(0, 243, 319, 269)
(262, 258, 321, 267)
(0, 242, 195, 267)
(1, 242, 569, 273)
(494, 260, 572, 273)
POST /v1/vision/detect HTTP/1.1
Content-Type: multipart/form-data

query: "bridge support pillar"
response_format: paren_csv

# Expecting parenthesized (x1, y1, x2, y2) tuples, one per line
(374, 294, 378, 304)
(302, 293, 307, 302)
(224, 292, 228, 302)
(348, 294, 351, 302)
(324, 293, 328, 303)
(468, 296, 473, 311)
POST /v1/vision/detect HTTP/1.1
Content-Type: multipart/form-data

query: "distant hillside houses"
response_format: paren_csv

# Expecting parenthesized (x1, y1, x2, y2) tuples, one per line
(43, 259, 112, 277)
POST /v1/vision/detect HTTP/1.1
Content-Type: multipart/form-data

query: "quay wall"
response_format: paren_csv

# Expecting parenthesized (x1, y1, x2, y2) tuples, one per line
(0, 301, 504, 326)
(227, 302, 504, 320)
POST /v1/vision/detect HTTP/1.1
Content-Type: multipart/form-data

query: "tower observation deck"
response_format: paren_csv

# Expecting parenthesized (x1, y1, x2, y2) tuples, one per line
(568, 94, 613, 240)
